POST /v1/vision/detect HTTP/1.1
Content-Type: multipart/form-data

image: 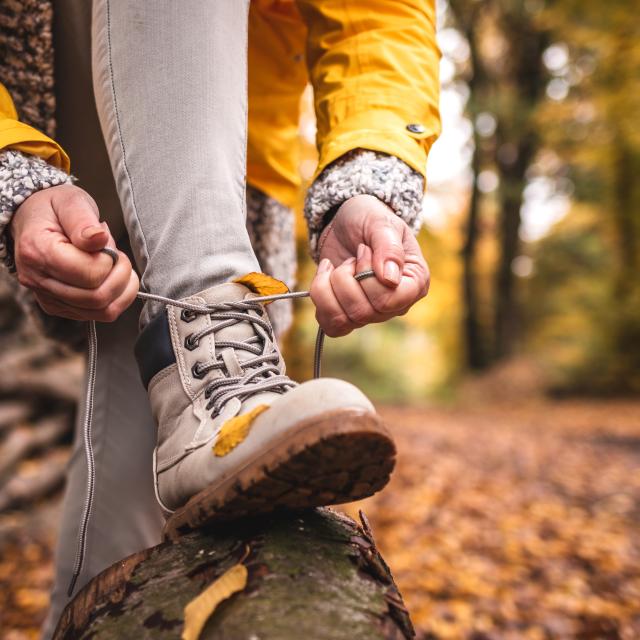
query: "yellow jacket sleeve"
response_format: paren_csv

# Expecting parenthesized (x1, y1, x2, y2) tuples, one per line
(0, 83, 70, 172)
(247, 1, 309, 209)
(296, 0, 441, 184)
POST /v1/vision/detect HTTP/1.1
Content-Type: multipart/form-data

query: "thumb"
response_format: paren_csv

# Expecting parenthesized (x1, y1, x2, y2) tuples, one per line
(53, 189, 111, 252)
(369, 220, 405, 287)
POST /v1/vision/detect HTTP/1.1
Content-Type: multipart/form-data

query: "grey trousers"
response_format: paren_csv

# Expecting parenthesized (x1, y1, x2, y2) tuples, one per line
(43, 0, 254, 635)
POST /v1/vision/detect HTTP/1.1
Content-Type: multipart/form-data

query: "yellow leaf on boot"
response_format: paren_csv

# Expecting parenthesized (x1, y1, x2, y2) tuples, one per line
(213, 404, 270, 457)
(182, 563, 248, 640)
(233, 272, 289, 301)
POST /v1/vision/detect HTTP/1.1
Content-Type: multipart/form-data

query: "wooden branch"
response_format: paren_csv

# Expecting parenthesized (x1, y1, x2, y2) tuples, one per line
(54, 508, 415, 640)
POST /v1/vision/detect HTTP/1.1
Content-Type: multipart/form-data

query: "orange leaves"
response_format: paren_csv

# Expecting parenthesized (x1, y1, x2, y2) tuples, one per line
(343, 401, 640, 638)
(233, 273, 289, 301)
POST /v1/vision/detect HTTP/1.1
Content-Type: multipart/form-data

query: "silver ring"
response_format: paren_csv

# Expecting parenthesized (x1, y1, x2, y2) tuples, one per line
(100, 247, 119, 267)
(354, 269, 375, 282)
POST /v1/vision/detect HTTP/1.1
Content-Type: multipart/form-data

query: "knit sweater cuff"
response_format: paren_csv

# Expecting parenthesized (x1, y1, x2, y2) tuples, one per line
(0, 149, 73, 272)
(304, 149, 425, 261)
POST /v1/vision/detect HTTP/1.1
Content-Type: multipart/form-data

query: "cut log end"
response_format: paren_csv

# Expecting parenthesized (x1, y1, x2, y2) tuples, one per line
(54, 507, 415, 640)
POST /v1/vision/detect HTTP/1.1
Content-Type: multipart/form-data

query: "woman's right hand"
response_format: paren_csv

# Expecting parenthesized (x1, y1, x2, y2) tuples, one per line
(10, 183, 138, 322)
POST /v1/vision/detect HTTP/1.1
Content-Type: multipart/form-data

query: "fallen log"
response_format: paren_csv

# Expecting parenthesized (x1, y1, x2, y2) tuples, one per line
(54, 508, 415, 640)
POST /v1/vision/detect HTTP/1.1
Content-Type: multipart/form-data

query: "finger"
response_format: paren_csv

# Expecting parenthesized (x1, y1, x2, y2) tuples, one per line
(44, 240, 117, 289)
(368, 217, 405, 287)
(34, 252, 134, 310)
(353, 243, 411, 315)
(310, 258, 355, 337)
(358, 257, 427, 316)
(36, 270, 139, 322)
(331, 247, 390, 327)
(51, 188, 111, 253)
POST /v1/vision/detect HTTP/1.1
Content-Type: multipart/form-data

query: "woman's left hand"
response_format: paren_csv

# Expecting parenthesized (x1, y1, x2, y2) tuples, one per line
(311, 194, 430, 337)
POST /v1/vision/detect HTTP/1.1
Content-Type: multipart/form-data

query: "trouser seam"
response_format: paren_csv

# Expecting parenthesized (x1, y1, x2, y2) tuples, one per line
(106, 0, 151, 284)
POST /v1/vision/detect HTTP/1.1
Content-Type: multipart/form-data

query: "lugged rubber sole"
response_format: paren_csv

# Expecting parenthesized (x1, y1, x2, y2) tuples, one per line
(163, 409, 396, 540)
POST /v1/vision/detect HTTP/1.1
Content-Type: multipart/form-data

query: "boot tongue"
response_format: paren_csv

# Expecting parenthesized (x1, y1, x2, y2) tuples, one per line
(195, 283, 261, 364)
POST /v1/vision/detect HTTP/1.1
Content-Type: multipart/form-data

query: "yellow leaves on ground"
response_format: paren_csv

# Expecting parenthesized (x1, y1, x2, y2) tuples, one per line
(342, 400, 640, 639)
(233, 272, 289, 301)
(182, 563, 248, 640)
(213, 405, 269, 457)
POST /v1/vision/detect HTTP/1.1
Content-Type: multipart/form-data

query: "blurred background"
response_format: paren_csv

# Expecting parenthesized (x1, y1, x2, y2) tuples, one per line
(1, 0, 639, 638)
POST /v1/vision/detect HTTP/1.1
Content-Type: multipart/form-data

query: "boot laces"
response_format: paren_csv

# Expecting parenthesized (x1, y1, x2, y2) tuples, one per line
(182, 298, 296, 416)
(68, 270, 374, 596)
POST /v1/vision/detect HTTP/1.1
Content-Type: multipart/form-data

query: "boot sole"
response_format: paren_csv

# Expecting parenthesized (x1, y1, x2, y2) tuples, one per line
(163, 408, 395, 540)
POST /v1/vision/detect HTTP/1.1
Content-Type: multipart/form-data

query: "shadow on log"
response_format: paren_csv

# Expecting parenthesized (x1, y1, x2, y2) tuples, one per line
(54, 508, 415, 640)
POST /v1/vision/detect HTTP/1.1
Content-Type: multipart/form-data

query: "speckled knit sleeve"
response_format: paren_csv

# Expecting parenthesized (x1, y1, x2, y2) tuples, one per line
(304, 149, 425, 261)
(0, 149, 73, 272)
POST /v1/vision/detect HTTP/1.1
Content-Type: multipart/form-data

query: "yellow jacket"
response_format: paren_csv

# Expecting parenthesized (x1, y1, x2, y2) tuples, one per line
(1, 0, 440, 210)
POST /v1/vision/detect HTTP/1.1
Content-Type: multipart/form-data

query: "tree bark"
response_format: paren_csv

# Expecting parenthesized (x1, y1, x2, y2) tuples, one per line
(462, 125, 487, 370)
(493, 14, 548, 360)
(449, 0, 489, 370)
(53, 508, 415, 640)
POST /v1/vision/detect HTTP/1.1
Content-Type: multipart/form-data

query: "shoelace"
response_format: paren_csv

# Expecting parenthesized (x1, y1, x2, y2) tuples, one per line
(67, 269, 375, 596)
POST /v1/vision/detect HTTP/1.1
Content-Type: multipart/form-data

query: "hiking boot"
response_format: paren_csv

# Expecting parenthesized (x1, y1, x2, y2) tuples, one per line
(134, 275, 396, 538)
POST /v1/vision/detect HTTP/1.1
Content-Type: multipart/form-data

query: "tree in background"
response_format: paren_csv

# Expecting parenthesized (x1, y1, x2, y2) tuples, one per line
(448, 0, 550, 368)
(525, 0, 640, 393)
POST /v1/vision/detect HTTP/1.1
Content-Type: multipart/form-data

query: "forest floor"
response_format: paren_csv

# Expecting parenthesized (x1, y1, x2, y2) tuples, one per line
(1, 396, 639, 639)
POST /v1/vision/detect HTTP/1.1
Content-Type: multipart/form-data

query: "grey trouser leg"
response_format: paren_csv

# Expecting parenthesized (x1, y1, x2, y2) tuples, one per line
(42, 3, 162, 637)
(40, 307, 164, 640)
(44, 2, 256, 635)
(92, 0, 259, 323)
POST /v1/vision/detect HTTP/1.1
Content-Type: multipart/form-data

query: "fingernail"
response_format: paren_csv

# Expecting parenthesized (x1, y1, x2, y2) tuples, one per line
(357, 243, 365, 261)
(384, 260, 400, 284)
(81, 225, 104, 240)
(318, 258, 332, 273)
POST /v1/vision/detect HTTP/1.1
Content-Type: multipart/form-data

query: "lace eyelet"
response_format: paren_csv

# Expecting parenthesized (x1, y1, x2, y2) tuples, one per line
(184, 334, 199, 351)
(181, 309, 197, 323)
(191, 362, 205, 379)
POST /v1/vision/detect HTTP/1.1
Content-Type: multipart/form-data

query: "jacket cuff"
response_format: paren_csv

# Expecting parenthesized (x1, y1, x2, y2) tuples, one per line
(304, 149, 424, 261)
(0, 149, 73, 272)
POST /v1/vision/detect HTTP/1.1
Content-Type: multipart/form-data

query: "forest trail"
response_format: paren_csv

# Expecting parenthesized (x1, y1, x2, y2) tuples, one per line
(2, 398, 639, 639)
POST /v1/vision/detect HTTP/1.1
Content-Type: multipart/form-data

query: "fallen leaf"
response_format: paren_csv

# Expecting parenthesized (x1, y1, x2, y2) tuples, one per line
(182, 563, 248, 640)
(213, 405, 269, 457)
(233, 272, 289, 301)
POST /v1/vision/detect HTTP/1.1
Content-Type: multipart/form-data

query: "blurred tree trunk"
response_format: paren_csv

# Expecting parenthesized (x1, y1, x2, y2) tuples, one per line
(462, 130, 487, 369)
(609, 133, 640, 385)
(492, 13, 548, 360)
(450, 0, 489, 370)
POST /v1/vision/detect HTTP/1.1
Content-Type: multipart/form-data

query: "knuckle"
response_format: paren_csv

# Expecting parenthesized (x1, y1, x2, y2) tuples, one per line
(328, 311, 348, 328)
(348, 304, 371, 325)
(101, 305, 121, 323)
(17, 241, 39, 267)
(91, 288, 111, 309)
(86, 263, 108, 288)
(60, 189, 90, 212)
(370, 295, 391, 314)
(324, 324, 346, 338)
(16, 271, 34, 289)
